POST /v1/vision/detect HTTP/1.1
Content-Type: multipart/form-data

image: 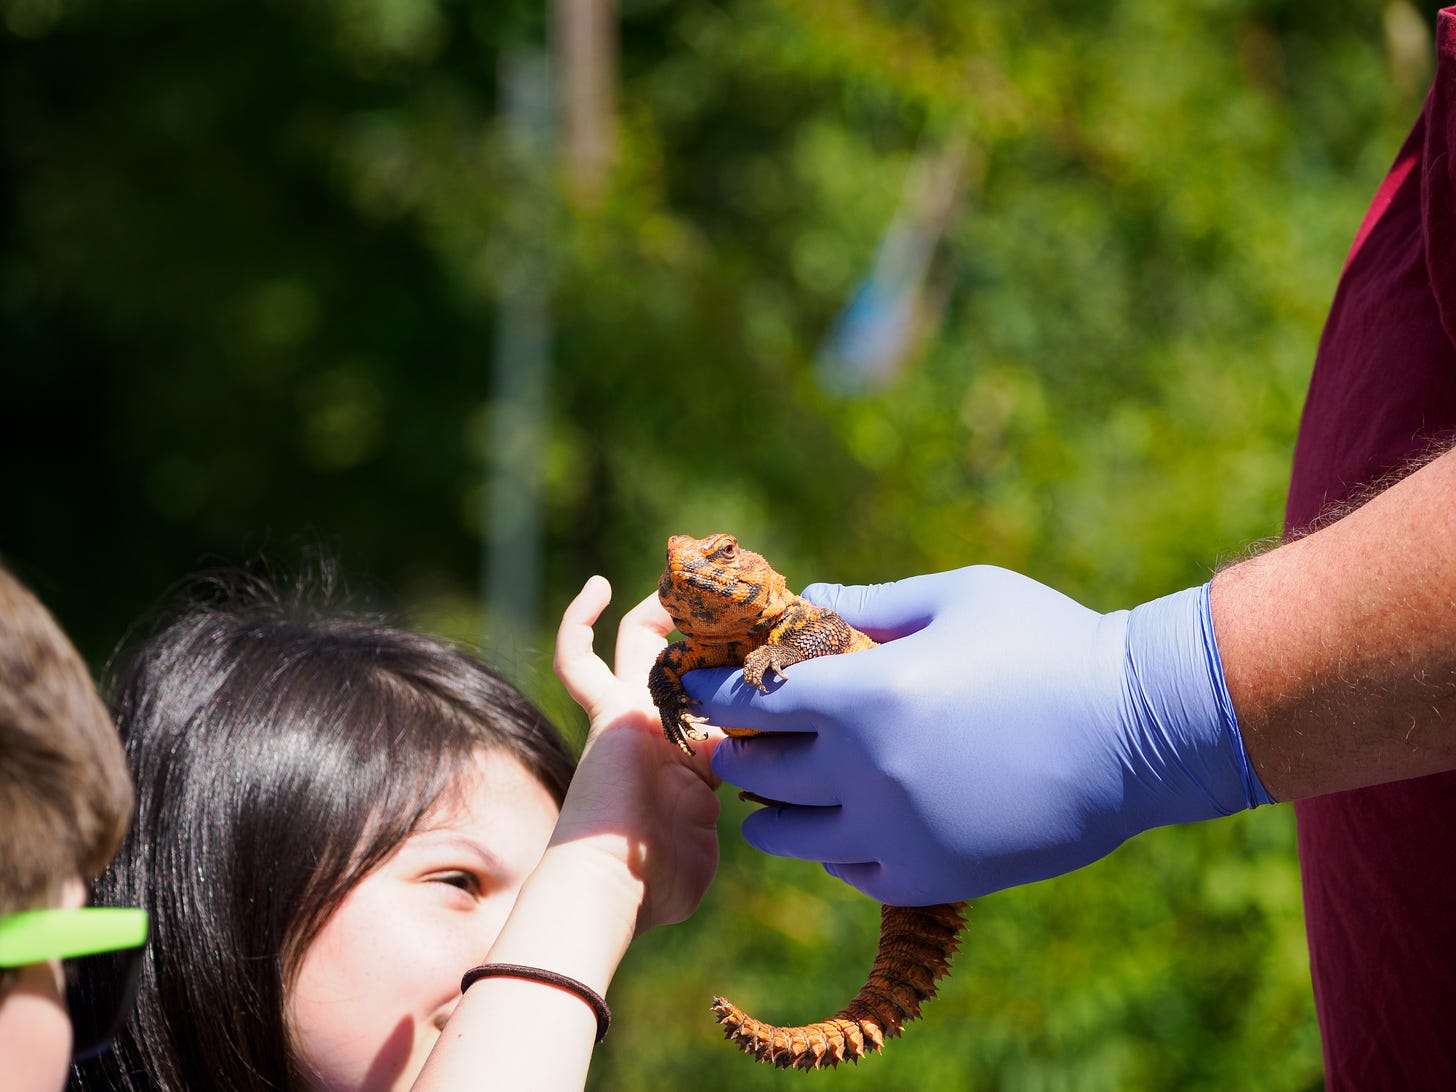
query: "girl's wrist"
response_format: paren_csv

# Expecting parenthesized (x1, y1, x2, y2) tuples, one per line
(484, 840, 644, 991)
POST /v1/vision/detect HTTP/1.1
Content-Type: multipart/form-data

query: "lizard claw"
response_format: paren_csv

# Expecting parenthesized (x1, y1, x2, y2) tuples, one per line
(664, 712, 713, 756)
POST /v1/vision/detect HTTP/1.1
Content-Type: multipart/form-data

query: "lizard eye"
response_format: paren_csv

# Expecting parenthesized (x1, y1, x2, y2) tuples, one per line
(720, 542, 736, 558)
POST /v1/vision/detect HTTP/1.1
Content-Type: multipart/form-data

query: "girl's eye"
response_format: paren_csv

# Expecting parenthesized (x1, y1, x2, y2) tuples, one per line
(430, 871, 481, 895)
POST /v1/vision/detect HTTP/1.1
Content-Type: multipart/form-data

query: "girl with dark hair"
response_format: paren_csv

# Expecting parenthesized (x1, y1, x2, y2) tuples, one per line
(71, 569, 721, 1091)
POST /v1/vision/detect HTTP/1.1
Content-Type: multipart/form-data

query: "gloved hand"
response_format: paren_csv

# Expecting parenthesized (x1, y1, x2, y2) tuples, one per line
(691, 566, 1274, 905)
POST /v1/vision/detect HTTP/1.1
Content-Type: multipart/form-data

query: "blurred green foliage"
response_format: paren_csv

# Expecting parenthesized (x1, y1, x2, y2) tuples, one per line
(2, 0, 1441, 1087)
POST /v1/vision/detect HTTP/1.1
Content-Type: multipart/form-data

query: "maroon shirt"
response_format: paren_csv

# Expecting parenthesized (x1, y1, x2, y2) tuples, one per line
(1284, 9, 1456, 1087)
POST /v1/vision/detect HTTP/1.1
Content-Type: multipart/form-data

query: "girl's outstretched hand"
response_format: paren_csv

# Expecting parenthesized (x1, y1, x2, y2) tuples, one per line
(553, 575, 721, 935)
(416, 579, 719, 1090)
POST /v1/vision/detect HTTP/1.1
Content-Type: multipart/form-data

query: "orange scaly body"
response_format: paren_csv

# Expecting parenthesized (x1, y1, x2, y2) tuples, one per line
(649, 533, 968, 1069)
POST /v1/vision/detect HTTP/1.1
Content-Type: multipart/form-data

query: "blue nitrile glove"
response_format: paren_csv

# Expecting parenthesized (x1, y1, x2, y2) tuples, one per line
(691, 566, 1274, 906)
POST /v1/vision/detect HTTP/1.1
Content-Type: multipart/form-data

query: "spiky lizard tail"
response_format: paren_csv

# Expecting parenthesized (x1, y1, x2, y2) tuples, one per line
(710, 901, 968, 1070)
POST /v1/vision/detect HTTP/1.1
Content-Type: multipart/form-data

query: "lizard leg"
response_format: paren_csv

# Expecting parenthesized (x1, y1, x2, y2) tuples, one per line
(743, 643, 811, 691)
(648, 655, 711, 755)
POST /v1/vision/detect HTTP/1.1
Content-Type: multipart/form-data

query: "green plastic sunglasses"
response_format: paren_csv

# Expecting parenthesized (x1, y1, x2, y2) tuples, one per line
(0, 907, 149, 1061)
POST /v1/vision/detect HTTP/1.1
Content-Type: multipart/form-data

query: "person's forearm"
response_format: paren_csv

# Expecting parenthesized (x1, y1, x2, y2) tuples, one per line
(411, 837, 643, 1091)
(1212, 446, 1456, 800)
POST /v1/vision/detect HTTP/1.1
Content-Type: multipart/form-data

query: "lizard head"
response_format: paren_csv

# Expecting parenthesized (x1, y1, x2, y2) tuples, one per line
(658, 533, 791, 638)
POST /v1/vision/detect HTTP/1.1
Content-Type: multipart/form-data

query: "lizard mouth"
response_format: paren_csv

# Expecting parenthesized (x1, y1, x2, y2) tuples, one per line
(664, 565, 733, 596)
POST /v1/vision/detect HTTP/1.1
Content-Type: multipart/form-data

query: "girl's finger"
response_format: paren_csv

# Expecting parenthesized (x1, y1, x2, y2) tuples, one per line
(553, 576, 617, 709)
(615, 589, 674, 676)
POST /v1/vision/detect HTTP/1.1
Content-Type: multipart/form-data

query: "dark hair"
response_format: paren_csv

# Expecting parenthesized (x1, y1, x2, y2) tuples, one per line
(0, 562, 131, 920)
(71, 567, 575, 1091)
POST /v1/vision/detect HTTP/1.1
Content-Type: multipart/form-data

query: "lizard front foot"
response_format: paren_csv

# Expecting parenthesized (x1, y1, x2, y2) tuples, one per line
(663, 706, 711, 756)
(743, 644, 807, 692)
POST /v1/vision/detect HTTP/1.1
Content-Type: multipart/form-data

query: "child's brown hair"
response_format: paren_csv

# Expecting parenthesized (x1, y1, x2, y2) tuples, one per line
(0, 563, 132, 918)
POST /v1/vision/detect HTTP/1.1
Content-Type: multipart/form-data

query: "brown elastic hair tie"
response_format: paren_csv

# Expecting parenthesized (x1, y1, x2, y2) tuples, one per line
(460, 962, 611, 1043)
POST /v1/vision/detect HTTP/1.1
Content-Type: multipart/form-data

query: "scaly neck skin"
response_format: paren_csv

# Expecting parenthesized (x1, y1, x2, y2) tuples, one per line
(1212, 446, 1456, 801)
(741, 569, 794, 633)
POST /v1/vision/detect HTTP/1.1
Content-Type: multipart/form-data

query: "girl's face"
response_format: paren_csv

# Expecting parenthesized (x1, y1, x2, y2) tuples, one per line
(287, 749, 560, 1092)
